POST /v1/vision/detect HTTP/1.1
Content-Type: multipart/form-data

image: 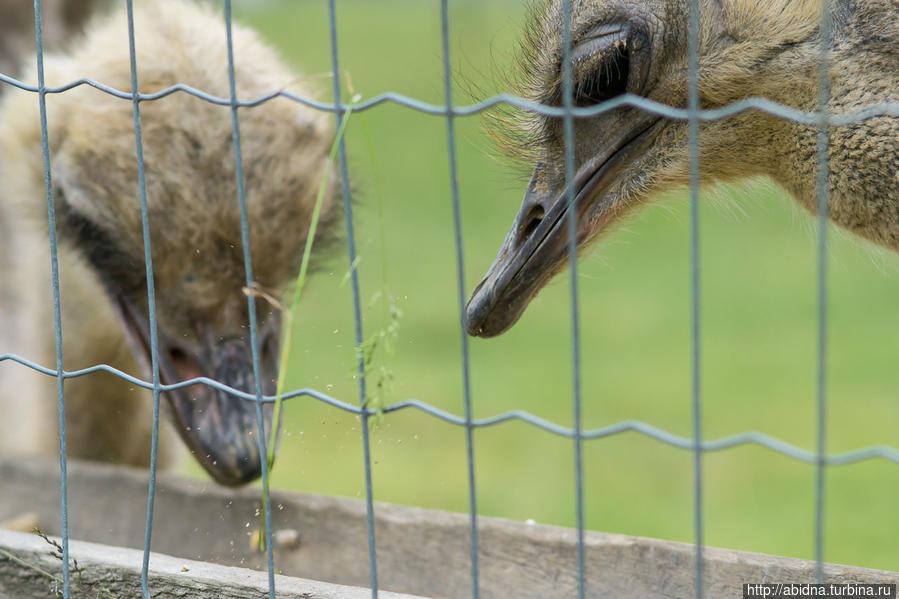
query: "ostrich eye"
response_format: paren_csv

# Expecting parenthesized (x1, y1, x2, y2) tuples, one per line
(570, 27, 631, 107)
(576, 44, 629, 106)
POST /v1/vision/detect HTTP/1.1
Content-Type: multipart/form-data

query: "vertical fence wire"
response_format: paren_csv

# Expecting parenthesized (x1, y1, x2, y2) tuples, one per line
(32, 1, 70, 597)
(559, 0, 587, 596)
(438, 1, 480, 597)
(326, 0, 379, 594)
(814, 0, 833, 584)
(120, 3, 166, 598)
(222, 1, 277, 597)
(686, 0, 704, 597)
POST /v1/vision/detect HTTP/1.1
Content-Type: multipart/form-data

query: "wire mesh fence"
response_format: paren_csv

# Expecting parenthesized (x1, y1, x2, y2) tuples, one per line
(0, 0, 898, 598)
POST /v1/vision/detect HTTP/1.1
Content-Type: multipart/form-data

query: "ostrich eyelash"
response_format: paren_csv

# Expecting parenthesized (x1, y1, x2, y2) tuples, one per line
(572, 38, 630, 106)
(542, 29, 632, 108)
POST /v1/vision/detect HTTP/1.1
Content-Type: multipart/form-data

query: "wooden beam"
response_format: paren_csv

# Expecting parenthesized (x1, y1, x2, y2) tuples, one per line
(0, 528, 424, 599)
(0, 457, 895, 598)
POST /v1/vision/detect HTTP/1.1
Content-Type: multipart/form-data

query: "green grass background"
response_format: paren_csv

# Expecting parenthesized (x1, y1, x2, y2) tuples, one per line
(203, 0, 897, 571)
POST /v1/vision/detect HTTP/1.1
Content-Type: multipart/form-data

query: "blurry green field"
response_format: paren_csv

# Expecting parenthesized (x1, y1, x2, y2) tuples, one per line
(202, 0, 899, 571)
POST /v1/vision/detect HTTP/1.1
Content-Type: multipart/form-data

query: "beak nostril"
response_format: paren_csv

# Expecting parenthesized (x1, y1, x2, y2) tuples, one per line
(169, 347, 203, 382)
(520, 204, 546, 243)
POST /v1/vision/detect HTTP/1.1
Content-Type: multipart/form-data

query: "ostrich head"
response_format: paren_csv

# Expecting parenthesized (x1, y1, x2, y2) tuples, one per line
(0, 1, 339, 485)
(467, 0, 898, 337)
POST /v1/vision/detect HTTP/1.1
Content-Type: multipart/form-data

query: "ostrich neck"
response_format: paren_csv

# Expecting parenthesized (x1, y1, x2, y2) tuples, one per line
(771, 14, 899, 251)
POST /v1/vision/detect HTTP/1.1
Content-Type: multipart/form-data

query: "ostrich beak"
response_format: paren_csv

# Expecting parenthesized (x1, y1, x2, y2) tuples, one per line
(467, 117, 661, 337)
(111, 296, 278, 487)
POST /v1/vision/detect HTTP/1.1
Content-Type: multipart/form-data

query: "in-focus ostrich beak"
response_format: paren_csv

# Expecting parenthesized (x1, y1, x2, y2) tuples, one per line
(111, 296, 278, 487)
(466, 118, 661, 338)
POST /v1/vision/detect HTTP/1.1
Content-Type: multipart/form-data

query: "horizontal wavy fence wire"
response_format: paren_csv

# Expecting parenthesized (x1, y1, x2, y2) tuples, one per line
(0, 1, 897, 598)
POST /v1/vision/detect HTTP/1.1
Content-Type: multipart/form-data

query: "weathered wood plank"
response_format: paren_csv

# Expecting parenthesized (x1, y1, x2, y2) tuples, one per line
(0, 529, 424, 599)
(0, 456, 895, 598)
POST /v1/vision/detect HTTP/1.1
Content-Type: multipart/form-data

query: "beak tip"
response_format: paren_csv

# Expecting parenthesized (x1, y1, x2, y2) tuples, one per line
(197, 435, 274, 487)
(206, 455, 267, 487)
(464, 294, 487, 338)
(166, 386, 277, 487)
(465, 280, 519, 338)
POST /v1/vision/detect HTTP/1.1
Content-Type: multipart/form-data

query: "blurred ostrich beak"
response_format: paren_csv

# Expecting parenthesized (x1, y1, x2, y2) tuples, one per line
(112, 295, 278, 487)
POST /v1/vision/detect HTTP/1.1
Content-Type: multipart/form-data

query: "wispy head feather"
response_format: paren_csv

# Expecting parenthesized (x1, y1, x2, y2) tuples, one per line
(481, 0, 555, 175)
